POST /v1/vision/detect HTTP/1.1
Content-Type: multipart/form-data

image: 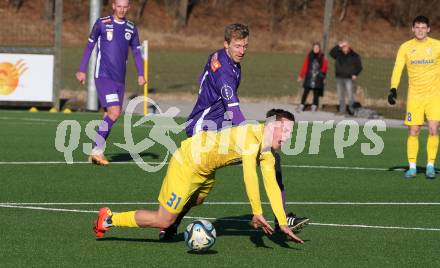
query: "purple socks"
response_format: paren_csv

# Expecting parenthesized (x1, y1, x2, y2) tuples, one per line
(94, 116, 115, 151)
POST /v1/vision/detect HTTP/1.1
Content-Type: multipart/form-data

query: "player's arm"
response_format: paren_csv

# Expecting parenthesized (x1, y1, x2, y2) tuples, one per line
(389, 44, 406, 104)
(76, 19, 101, 84)
(215, 72, 245, 125)
(130, 25, 145, 85)
(241, 154, 263, 218)
(259, 152, 304, 243)
(259, 153, 287, 226)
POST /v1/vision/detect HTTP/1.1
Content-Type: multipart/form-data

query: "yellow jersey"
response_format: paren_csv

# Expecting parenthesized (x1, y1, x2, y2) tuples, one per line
(178, 123, 287, 225)
(391, 37, 440, 99)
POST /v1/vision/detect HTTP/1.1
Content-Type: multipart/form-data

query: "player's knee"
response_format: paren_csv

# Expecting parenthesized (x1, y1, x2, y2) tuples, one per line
(409, 128, 420, 136)
(428, 127, 439, 136)
(158, 217, 175, 229)
(429, 131, 438, 136)
(107, 110, 121, 121)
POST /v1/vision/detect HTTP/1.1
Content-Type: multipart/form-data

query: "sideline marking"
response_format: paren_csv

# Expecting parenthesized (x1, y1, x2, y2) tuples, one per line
(0, 161, 393, 171)
(1, 204, 439, 232)
(1, 202, 440, 205)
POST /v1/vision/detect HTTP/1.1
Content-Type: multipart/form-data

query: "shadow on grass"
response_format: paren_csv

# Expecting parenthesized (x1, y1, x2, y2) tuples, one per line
(388, 166, 438, 173)
(213, 214, 304, 250)
(107, 152, 160, 162)
(97, 235, 182, 243)
(96, 215, 307, 250)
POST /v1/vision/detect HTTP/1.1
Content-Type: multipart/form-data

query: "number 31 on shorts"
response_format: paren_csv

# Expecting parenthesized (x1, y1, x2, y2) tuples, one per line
(166, 192, 182, 210)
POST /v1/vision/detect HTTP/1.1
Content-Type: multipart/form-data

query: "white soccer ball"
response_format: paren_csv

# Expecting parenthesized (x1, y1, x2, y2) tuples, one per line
(184, 219, 216, 252)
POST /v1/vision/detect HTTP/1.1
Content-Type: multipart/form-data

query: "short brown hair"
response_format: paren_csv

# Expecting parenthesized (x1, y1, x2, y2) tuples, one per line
(266, 109, 295, 122)
(224, 23, 249, 44)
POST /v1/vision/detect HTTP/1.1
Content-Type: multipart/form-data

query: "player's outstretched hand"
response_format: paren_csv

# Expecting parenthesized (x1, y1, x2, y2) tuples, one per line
(388, 88, 397, 105)
(76, 72, 86, 85)
(251, 215, 274, 235)
(279, 225, 304, 244)
(138, 76, 146, 86)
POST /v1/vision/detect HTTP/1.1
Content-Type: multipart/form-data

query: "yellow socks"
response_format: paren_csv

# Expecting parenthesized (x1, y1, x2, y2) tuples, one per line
(427, 135, 439, 165)
(111, 211, 139, 228)
(407, 135, 419, 166)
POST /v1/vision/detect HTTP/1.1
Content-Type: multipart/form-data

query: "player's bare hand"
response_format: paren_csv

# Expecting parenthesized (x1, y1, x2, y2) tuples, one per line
(251, 215, 274, 235)
(352, 75, 357, 80)
(297, 77, 303, 82)
(279, 225, 304, 244)
(138, 76, 146, 86)
(76, 72, 86, 85)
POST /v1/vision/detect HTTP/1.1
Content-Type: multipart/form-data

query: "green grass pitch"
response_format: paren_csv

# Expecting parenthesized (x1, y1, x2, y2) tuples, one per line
(0, 110, 439, 267)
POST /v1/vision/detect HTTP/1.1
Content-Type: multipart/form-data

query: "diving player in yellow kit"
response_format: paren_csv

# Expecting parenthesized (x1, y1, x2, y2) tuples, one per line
(93, 109, 304, 244)
(388, 15, 440, 179)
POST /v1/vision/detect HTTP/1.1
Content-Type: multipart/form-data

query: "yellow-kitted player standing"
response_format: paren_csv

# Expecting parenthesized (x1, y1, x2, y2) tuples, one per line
(92, 109, 304, 244)
(389, 15, 440, 179)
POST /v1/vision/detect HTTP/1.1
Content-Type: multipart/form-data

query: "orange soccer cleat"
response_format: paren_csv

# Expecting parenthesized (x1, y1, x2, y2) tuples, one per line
(88, 154, 109, 166)
(93, 207, 113, 238)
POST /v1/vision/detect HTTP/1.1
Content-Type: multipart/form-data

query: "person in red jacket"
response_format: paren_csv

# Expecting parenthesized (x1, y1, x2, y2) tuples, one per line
(297, 42, 328, 112)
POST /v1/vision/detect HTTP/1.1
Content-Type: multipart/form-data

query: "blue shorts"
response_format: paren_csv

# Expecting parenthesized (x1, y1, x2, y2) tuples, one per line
(95, 77, 125, 108)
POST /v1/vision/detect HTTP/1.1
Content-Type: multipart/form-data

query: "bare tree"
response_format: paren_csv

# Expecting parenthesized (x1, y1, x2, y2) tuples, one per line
(338, 0, 349, 22)
(137, 0, 149, 21)
(42, 0, 55, 20)
(8, 0, 24, 12)
(175, 0, 189, 29)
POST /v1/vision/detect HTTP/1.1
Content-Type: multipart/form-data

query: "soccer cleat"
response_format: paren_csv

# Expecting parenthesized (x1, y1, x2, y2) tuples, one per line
(426, 166, 436, 179)
(286, 212, 310, 231)
(404, 168, 417, 179)
(88, 154, 109, 166)
(275, 212, 310, 232)
(158, 225, 178, 241)
(93, 207, 113, 238)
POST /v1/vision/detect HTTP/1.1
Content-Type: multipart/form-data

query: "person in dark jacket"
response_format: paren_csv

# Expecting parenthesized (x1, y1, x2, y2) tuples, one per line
(329, 40, 362, 114)
(297, 42, 328, 112)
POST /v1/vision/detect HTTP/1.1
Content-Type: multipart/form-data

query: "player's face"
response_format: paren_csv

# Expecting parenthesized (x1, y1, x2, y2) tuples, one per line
(224, 37, 249, 63)
(270, 118, 294, 151)
(113, 0, 130, 20)
(412, 22, 430, 41)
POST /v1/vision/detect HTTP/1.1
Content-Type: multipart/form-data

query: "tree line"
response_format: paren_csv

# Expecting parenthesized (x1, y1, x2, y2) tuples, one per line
(7, 0, 440, 29)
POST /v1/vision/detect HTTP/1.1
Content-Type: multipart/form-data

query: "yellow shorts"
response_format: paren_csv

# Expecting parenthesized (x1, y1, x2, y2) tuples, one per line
(158, 153, 215, 215)
(405, 96, 440, 125)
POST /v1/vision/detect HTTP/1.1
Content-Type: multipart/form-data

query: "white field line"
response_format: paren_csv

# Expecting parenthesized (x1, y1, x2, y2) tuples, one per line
(0, 116, 178, 129)
(1, 202, 440, 206)
(0, 160, 393, 171)
(1, 204, 439, 232)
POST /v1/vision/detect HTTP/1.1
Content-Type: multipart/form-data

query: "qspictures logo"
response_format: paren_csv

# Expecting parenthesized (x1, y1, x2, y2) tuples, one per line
(0, 60, 28, 95)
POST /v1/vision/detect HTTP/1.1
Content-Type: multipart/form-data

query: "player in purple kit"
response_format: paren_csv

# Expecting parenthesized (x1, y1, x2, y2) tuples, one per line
(159, 24, 309, 240)
(76, 0, 145, 166)
(185, 24, 247, 136)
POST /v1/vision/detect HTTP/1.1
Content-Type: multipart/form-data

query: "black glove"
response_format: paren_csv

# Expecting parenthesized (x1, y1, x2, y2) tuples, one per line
(388, 88, 397, 105)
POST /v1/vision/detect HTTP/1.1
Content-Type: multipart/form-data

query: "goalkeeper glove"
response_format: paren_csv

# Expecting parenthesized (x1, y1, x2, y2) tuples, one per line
(388, 88, 397, 105)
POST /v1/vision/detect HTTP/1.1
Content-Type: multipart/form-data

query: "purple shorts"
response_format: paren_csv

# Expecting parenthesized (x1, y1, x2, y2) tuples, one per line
(95, 77, 125, 108)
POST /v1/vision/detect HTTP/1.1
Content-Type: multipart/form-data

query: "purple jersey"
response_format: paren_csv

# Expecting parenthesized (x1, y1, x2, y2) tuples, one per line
(186, 48, 245, 136)
(79, 16, 144, 83)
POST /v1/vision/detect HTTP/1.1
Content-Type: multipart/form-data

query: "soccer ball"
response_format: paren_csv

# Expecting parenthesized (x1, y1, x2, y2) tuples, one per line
(184, 219, 216, 252)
